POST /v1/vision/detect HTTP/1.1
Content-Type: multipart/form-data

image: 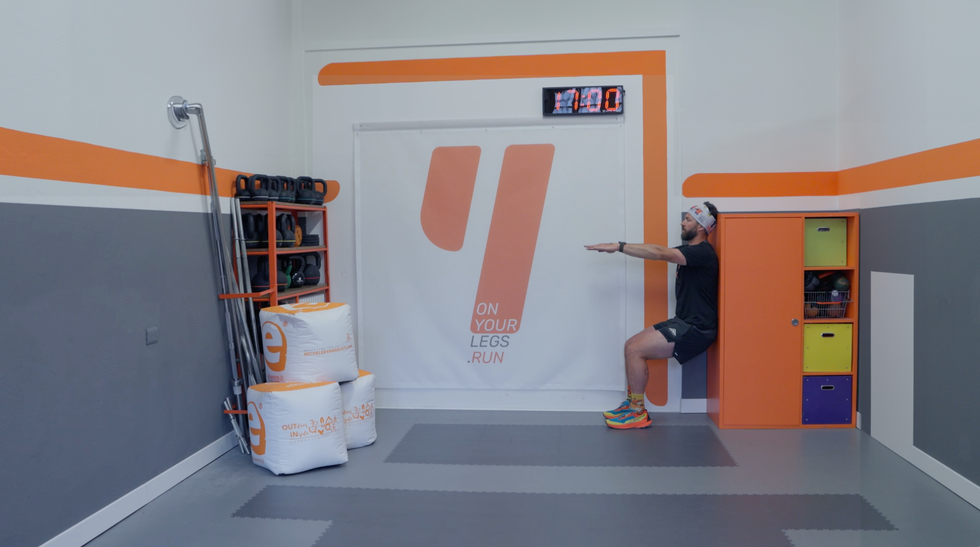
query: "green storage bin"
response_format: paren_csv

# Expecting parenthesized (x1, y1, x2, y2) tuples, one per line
(803, 324, 852, 372)
(805, 218, 847, 266)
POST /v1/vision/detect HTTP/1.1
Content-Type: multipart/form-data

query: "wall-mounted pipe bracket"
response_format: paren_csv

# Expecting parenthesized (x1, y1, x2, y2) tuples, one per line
(167, 95, 190, 129)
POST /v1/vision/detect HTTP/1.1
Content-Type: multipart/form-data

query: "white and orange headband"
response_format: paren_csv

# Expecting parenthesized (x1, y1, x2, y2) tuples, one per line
(689, 204, 716, 234)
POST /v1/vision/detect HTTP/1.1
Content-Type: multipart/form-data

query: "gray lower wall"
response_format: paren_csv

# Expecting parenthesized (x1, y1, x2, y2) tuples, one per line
(682, 351, 707, 399)
(0, 203, 233, 547)
(859, 200, 980, 488)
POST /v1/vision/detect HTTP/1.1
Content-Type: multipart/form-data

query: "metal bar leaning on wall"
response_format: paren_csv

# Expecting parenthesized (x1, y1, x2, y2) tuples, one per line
(167, 96, 257, 454)
(232, 197, 265, 383)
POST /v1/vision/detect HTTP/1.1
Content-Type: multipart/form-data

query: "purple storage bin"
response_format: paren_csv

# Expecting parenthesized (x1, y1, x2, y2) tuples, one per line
(802, 376, 852, 425)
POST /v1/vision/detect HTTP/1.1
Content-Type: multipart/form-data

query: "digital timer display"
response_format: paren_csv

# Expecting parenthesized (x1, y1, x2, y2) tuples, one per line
(542, 86, 625, 116)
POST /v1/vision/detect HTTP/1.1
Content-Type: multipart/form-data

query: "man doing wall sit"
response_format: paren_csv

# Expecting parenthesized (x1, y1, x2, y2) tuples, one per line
(585, 202, 719, 430)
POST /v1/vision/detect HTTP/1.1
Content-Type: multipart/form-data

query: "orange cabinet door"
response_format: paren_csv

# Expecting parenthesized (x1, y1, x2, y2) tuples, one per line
(721, 217, 803, 427)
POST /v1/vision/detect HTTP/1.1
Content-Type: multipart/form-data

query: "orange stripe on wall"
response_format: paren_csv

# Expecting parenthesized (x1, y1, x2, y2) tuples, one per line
(683, 139, 980, 198)
(839, 138, 980, 195)
(683, 172, 838, 198)
(319, 53, 666, 85)
(643, 75, 670, 407)
(319, 52, 672, 405)
(0, 126, 237, 197)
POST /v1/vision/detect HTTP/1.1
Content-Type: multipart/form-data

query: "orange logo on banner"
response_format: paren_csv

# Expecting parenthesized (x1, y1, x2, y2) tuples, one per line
(290, 302, 333, 311)
(420, 144, 556, 334)
(248, 402, 266, 456)
(420, 146, 482, 251)
(262, 322, 288, 372)
(344, 402, 375, 425)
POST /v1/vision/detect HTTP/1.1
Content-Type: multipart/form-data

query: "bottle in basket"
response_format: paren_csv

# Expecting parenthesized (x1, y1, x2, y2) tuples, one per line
(830, 290, 843, 318)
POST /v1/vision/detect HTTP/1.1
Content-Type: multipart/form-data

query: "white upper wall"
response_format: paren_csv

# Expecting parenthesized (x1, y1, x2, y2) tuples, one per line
(5, 1, 974, 184)
(839, 0, 980, 169)
(681, 2, 838, 175)
(0, 0, 294, 174)
(296, 0, 840, 180)
(299, 0, 681, 49)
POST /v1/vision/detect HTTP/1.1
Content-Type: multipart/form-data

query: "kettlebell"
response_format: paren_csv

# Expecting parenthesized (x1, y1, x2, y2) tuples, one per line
(295, 176, 314, 205)
(247, 174, 270, 202)
(279, 214, 296, 247)
(278, 176, 296, 203)
(251, 258, 271, 292)
(274, 214, 285, 248)
(243, 214, 260, 249)
(804, 271, 820, 291)
(303, 253, 321, 286)
(278, 258, 291, 291)
(234, 174, 251, 200)
(265, 175, 281, 202)
(257, 214, 270, 247)
(290, 256, 306, 287)
(311, 179, 326, 206)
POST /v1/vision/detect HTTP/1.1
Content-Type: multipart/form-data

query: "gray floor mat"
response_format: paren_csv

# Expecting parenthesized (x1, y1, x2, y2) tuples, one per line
(384, 424, 737, 467)
(234, 486, 895, 547)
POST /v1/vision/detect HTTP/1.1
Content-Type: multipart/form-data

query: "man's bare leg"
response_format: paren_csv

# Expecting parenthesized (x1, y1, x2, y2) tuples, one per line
(624, 326, 675, 399)
(606, 327, 673, 429)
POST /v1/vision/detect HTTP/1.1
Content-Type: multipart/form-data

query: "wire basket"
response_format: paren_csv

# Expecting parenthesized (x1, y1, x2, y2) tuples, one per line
(804, 290, 851, 319)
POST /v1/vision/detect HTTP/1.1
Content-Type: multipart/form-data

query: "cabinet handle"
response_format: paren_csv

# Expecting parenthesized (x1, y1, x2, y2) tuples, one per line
(817, 227, 831, 232)
(821, 385, 835, 390)
(821, 332, 835, 338)
(791, 319, 799, 326)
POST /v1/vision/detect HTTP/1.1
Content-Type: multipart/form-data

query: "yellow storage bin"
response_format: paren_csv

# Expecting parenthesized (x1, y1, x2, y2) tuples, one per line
(803, 324, 852, 372)
(805, 218, 847, 266)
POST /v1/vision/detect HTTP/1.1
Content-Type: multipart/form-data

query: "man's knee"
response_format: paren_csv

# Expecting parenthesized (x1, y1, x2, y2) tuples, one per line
(625, 328, 672, 360)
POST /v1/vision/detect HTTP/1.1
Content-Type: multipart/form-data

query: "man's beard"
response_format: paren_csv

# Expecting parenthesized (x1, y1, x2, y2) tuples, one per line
(681, 226, 697, 241)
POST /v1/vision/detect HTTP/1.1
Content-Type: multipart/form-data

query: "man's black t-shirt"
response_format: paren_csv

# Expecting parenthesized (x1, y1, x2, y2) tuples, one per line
(674, 241, 719, 331)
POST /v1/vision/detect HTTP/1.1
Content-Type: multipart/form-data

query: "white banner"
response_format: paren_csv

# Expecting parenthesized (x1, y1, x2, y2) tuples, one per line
(355, 122, 627, 390)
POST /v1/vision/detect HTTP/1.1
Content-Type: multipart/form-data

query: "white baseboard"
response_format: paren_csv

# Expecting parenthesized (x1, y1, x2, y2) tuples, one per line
(376, 388, 626, 412)
(680, 398, 707, 414)
(41, 432, 236, 547)
(897, 443, 980, 511)
(375, 388, 691, 413)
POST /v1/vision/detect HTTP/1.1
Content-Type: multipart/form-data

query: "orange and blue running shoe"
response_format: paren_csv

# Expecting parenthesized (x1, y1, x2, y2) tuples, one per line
(602, 400, 631, 419)
(606, 408, 651, 429)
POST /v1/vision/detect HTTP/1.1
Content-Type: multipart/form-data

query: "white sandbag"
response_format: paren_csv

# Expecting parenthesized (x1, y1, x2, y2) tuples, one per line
(340, 370, 377, 449)
(246, 381, 347, 475)
(259, 302, 358, 383)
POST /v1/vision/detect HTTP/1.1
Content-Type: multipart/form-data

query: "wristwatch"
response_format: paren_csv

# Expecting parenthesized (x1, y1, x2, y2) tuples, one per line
(618, 241, 626, 253)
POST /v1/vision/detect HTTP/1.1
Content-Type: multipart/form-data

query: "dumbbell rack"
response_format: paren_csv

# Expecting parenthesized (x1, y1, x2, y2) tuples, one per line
(238, 201, 330, 307)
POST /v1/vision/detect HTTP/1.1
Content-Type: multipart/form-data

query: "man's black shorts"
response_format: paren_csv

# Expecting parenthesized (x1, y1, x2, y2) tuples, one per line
(653, 317, 717, 364)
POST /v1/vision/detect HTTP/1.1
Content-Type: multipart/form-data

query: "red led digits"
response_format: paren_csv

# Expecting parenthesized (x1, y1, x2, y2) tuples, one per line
(543, 86, 624, 116)
(604, 87, 622, 112)
(585, 88, 602, 112)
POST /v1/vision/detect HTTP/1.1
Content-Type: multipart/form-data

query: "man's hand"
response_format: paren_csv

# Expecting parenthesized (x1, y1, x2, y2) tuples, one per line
(585, 243, 619, 253)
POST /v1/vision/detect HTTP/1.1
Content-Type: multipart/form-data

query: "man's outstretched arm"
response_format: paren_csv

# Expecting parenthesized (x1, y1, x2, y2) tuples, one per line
(584, 243, 687, 265)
